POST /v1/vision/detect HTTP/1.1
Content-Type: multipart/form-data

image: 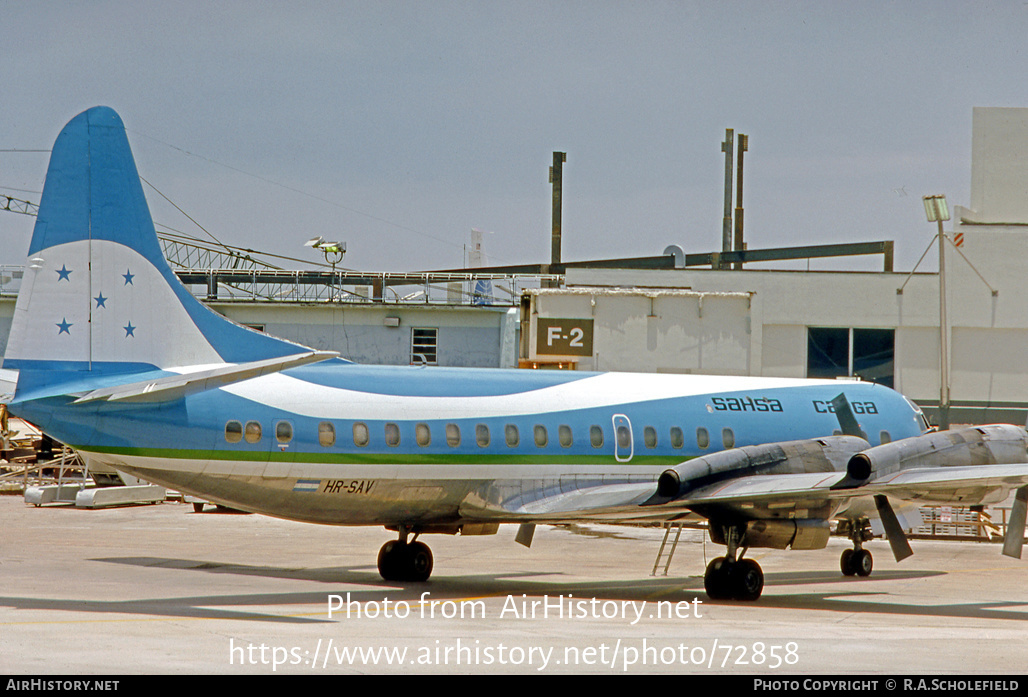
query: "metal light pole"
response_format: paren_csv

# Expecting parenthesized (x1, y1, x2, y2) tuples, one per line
(923, 194, 950, 430)
(721, 129, 734, 269)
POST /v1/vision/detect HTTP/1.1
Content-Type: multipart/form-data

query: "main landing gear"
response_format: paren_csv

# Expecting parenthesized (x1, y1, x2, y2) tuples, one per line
(703, 526, 764, 601)
(837, 518, 874, 577)
(377, 526, 433, 582)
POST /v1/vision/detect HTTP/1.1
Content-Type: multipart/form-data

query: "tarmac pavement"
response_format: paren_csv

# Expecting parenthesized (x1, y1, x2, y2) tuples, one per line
(1, 495, 1026, 675)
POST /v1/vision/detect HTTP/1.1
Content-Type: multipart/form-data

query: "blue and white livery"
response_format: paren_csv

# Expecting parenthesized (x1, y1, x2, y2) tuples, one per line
(5, 107, 1028, 601)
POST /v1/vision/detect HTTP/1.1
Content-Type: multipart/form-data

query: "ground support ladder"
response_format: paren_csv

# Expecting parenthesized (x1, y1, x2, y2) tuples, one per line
(652, 522, 684, 576)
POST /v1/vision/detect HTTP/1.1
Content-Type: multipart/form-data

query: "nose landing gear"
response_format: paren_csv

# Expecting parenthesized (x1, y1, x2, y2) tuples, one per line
(838, 518, 874, 577)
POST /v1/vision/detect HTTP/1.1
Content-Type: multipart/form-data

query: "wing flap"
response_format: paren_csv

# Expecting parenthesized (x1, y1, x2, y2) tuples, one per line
(459, 480, 671, 523)
(856, 464, 1028, 503)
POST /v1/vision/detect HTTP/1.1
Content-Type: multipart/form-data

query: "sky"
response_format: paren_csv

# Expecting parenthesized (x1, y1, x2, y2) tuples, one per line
(2, 1, 1027, 273)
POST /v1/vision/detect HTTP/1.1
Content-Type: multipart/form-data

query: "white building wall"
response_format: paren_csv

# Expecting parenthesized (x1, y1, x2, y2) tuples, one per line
(526, 289, 754, 374)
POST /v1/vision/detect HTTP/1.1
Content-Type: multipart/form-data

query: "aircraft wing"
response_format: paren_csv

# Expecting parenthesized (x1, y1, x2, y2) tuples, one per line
(460, 472, 849, 524)
(459, 465, 1028, 524)
(851, 464, 1028, 504)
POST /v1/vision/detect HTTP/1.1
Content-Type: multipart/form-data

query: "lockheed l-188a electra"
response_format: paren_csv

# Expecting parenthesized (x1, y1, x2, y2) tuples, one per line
(3, 107, 1027, 601)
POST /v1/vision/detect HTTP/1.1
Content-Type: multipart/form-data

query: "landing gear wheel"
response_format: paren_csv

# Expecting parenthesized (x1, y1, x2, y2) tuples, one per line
(377, 539, 434, 582)
(841, 548, 873, 577)
(377, 540, 404, 581)
(854, 549, 873, 577)
(703, 557, 732, 600)
(704, 557, 764, 601)
(732, 558, 764, 601)
(405, 541, 433, 582)
(840, 548, 856, 576)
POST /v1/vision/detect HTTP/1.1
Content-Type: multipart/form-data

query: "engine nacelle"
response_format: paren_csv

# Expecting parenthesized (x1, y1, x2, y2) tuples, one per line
(846, 424, 1028, 483)
(657, 435, 869, 499)
(708, 518, 831, 550)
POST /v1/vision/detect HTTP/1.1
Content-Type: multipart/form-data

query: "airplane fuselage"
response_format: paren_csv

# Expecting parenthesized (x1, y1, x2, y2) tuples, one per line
(14, 364, 927, 527)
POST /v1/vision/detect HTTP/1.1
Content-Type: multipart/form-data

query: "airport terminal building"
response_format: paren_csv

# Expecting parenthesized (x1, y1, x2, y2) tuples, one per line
(524, 108, 1028, 426)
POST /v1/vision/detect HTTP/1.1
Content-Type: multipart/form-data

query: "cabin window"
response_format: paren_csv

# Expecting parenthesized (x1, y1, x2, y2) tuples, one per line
(385, 422, 401, 447)
(318, 422, 336, 447)
(617, 424, 632, 449)
(696, 427, 710, 449)
(505, 424, 520, 447)
(275, 421, 293, 444)
(590, 425, 604, 448)
(476, 424, 490, 447)
(722, 427, 735, 449)
(225, 420, 242, 444)
(670, 426, 684, 449)
(416, 423, 431, 447)
(244, 421, 262, 444)
(558, 425, 573, 448)
(534, 425, 548, 448)
(353, 422, 370, 447)
(879, 430, 891, 444)
(644, 426, 657, 449)
(446, 423, 461, 447)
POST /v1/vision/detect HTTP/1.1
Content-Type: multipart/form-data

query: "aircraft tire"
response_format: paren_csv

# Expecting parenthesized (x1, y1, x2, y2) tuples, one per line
(854, 549, 873, 577)
(732, 559, 764, 601)
(703, 557, 732, 600)
(405, 541, 433, 582)
(377, 540, 405, 581)
(840, 548, 856, 576)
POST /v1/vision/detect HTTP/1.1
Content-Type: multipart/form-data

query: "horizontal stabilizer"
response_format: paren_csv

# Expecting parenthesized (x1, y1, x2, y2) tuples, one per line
(0, 368, 17, 404)
(71, 351, 338, 404)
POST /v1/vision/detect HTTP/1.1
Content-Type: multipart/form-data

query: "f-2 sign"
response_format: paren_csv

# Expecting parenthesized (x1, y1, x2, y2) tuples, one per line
(536, 318, 594, 357)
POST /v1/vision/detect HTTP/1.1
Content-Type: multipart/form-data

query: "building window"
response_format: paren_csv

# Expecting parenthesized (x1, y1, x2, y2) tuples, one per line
(411, 328, 438, 365)
(807, 327, 894, 388)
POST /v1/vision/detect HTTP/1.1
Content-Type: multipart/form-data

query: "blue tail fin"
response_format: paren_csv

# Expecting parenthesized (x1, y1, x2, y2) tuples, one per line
(3, 107, 307, 377)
